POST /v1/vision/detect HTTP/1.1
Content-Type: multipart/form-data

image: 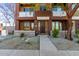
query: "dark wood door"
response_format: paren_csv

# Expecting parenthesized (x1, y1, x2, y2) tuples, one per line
(40, 21, 45, 33)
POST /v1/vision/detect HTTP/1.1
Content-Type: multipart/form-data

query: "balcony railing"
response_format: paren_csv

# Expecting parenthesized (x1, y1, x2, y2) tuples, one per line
(19, 12, 34, 17)
(52, 11, 66, 16)
(35, 11, 51, 16)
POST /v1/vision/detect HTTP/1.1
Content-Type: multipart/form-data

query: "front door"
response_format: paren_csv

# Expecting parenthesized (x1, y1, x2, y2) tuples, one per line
(40, 21, 45, 33)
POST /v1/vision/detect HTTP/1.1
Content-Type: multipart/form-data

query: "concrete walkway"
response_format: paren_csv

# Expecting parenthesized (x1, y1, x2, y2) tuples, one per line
(40, 35, 59, 56)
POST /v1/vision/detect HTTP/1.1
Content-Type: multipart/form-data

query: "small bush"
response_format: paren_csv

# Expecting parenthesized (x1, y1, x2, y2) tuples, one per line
(75, 29, 79, 38)
(8, 31, 14, 35)
(52, 29, 59, 38)
(75, 29, 79, 43)
(20, 33, 25, 38)
(3, 26, 6, 30)
(26, 42, 32, 45)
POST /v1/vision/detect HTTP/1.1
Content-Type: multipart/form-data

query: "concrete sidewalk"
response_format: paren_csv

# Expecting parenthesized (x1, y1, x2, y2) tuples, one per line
(0, 50, 39, 56)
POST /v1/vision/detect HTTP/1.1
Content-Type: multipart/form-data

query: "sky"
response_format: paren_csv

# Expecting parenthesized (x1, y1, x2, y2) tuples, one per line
(0, 3, 15, 26)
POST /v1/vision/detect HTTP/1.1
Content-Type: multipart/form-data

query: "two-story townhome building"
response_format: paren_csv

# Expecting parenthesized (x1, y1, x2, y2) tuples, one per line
(15, 3, 79, 40)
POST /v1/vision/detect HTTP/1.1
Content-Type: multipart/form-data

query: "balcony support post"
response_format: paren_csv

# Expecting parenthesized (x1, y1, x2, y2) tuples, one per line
(34, 19, 38, 36)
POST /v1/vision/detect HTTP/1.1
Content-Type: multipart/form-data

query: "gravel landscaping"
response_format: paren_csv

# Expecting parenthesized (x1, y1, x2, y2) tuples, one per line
(0, 36, 40, 50)
(50, 36, 79, 50)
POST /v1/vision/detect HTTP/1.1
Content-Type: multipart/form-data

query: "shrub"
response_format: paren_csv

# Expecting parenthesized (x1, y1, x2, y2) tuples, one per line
(75, 29, 79, 38)
(3, 26, 6, 30)
(20, 33, 25, 38)
(8, 31, 14, 35)
(75, 29, 79, 43)
(52, 28, 59, 38)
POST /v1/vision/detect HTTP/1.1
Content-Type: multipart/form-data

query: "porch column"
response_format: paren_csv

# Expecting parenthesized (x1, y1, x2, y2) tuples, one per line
(15, 20, 19, 30)
(34, 20, 38, 36)
(48, 17, 52, 36)
(65, 21, 67, 39)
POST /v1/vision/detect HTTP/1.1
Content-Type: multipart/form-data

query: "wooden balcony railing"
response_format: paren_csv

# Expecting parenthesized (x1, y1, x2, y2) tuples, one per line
(35, 11, 52, 16)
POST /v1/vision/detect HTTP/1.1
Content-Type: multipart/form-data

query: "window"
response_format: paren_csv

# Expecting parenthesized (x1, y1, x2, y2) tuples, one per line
(40, 6, 46, 11)
(56, 22, 59, 29)
(52, 22, 55, 30)
(52, 6, 66, 16)
(52, 6, 63, 12)
(23, 8, 33, 12)
(52, 22, 62, 31)
(31, 22, 34, 30)
(23, 22, 34, 31)
(24, 22, 30, 27)
(24, 22, 30, 30)
(40, 4, 46, 11)
(53, 8, 57, 11)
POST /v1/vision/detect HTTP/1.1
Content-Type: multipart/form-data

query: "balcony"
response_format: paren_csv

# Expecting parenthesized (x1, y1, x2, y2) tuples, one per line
(35, 11, 52, 16)
(19, 12, 34, 17)
(52, 11, 66, 16)
(52, 7, 66, 17)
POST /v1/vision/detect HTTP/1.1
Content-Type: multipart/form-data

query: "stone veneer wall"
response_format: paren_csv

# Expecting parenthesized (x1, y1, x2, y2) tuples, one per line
(14, 30, 35, 36)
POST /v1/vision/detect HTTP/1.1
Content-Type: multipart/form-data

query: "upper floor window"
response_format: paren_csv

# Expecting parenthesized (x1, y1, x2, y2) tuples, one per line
(52, 6, 66, 16)
(23, 8, 33, 12)
(40, 6, 46, 11)
(53, 8, 57, 11)
(40, 4, 47, 11)
(52, 6, 63, 12)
